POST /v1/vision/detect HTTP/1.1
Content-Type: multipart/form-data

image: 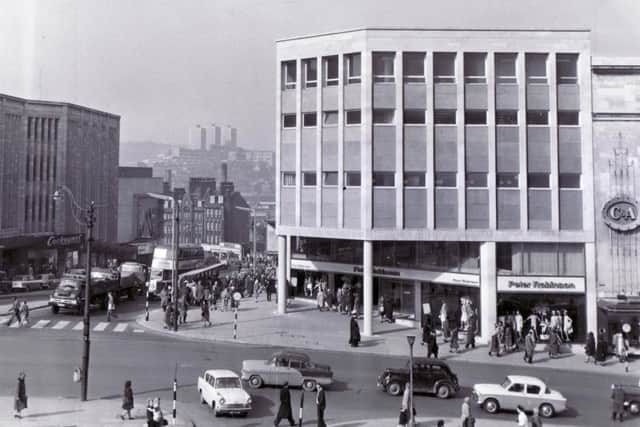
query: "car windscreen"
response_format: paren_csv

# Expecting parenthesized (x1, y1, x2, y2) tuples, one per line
(501, 378, 511, 389)
(58, 279, 81, 290)
(215, 377, 241, 389)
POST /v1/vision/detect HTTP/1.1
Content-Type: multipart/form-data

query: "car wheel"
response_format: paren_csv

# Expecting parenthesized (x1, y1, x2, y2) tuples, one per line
(539, 403, 555, 418)
(248, 375, 263, 389)
(483, 398, 500, 414)
(386, 382, 402, 396)
(302, 379, 316, 392)
(51, 305, 59, 314)
(629, 401, 640, 415)
(436, 384, 451, 399)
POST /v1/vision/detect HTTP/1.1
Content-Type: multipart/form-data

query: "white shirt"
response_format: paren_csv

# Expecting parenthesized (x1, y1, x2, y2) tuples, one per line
(517, 410, 528, 426)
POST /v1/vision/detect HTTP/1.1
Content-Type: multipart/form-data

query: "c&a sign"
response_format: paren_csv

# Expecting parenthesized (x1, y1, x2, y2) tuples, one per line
(602, 196, 640, 232)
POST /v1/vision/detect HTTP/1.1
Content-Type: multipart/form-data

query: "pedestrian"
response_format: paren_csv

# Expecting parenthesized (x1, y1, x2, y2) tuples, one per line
(596, 328, 609, 365)
(121, 380, 134, 420)
(317, 287, 325, 311)
(152, 397, 166, 426)
(584, 331, 596, 363)
(146, 399, 154, 426)
(516, 405, 528, 427)
(548, 328, 561, 358)
(19, 300, 29, 327)
(465, 312, 476, 350)
(514, 310, 524, 343)
(397, 382, 412, 427)
(424, 327, 438, 359)
(439, 301, 449, 341)
(107, 291, 115, 321)
(201, 298, 211, 327)
(14, 372, 27, 419)
(524, 329, 536, 364)
(349, 315, 361, 347)
(274, 382, 295, 426)
(449, 327, 459, 353)
(530, 407, 543, 427)
(316, 383, 326, 427)
(489, 323, 501, 357)
(562, 310, 573, 341)
(9, 297, 20, 326)
(460, 396, 470, 427)
(181, 294, 188, 323)
(611, 384, 625, 422)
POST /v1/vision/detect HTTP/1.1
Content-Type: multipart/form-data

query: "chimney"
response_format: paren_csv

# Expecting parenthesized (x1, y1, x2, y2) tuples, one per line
(165, 169, 173, 188)
(221, 162, 228, 182)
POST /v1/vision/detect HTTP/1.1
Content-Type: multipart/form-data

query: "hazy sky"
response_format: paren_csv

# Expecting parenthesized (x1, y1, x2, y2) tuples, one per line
(1, 0, 639, 150)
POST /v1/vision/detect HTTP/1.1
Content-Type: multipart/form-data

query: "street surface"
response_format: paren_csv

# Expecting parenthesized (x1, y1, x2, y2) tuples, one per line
(0, 298, 633, 426)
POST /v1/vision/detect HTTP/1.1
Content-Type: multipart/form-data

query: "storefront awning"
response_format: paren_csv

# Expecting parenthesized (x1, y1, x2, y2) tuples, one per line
(598, 298, 640, 313)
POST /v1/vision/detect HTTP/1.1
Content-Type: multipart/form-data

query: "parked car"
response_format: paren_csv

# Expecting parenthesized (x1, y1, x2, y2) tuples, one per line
(197, 369, 251, 417)
(616, 384, 640, 416)
(12, 275, 46, 292)
(377, 358, 459, 399)
(472, 375, 567, 418)
(241, 350, 333, 391)
(39, 273, 59, 289)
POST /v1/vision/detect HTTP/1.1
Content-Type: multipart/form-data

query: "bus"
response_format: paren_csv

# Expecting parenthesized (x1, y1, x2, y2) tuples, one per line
(202, 242, 243, 263)
(148, 245, 213, 295)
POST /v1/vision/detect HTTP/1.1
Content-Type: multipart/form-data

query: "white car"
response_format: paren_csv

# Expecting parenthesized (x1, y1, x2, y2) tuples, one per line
(472, 375, 567, 418)
(197, 369, 251, 417)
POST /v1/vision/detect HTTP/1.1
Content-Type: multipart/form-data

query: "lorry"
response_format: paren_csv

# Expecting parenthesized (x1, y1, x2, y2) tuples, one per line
(49, 266, 143, 314)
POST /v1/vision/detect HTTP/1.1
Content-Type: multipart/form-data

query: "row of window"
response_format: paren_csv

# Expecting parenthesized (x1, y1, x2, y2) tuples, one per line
(283, 171, 581, 189)
(283, 110, 579, 127)
(282, 52, 578, 89)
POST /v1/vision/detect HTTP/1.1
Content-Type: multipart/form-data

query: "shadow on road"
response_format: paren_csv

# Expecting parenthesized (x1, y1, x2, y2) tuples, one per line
(25, 409, 82, 418)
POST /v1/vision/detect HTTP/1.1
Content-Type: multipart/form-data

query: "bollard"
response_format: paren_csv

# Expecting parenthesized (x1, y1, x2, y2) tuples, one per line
(298, 390, 304, 427)
(145, 289, 150, 322)
(172, 376, 177, 426)
(233, 307, 238, 340)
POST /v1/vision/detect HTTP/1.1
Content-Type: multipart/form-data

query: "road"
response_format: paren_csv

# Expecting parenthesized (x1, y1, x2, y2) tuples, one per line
(0, 298, 633, 427)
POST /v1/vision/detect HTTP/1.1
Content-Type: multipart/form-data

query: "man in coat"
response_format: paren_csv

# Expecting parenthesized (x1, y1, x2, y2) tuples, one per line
(611, 384, 625, 422)
(524, 329, 536, 364)
(274, 382, 295, 426)
(14, 372, 27, 419)
(316, 384, 326, 427)
(349, 315, 361, 347)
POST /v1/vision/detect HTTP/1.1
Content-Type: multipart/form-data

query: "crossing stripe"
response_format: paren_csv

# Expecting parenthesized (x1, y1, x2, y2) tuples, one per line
(73, 322, 83, 330)
(31, 320, 50, 329)
(113, 323, 128, 333)
(93, 322, 109, 331)
(133, 329, 144, 333)
(52, 320, 70, 330)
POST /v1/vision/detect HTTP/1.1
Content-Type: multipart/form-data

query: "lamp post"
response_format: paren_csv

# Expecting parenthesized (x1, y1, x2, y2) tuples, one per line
(234, 206, 256, 271)
(406, 335, 416, 427)
(52, 185, 97, 402)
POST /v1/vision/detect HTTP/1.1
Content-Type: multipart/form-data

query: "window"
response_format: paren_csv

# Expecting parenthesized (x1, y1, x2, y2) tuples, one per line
(282, 114, 296, 128)
(464, 53, 487, 83)
(344, 53, 361, 84)
(302, 172, 317, 186)
(527, 110, 548, 125)
(323, 55, 339, 86)
(323, 171, 338, 186)
(509, 383, 525, 393)
(434, 53, 456, 83)
(373, 109, 395, 124)
(434, 110, 456, 125)
(466, 172, 487, 187)
(558, 111, 579, 126)
(404, 172, 425, 187)
(345, 110, 361, 125)
(345, 171, 361, 187)
(282, 172, 296, 186)
(303, 112, 317, 127)
(403, 52, 425, 83)
(495, 53, 517, 84)
(435, 172, 457, 187)
(373, 172, 395, 187)
(559, 173, 581, 188)
(528, 173, 550, 188)
(496, 110, 518, 125)
(281, 60, 296, 90)
(526, 385, 542, 395)
(556, 53, 578, 84)
(404, 109, 426, 125)
(526, 53, 548, 84)
(323, 111, 338, 126)
(465, 110, 487, 125)
(303, 58, 318, 88)
(373, 52, 395, 83)
(497, 173, 519, 188)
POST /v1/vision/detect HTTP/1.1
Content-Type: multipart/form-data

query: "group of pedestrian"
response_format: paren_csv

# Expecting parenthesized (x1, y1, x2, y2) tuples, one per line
(274, 382, 326, 427)
(7, 297, 29, 327)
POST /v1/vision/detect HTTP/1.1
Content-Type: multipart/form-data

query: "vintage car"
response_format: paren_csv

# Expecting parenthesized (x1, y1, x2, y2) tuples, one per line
(12, 275, 47, 291)
(616, 384, 640, 415)
(377, 358, 459, 399)
(241, 350, 333, 391)
(197, 369, 251, 417)
(473, 375, 567, 418)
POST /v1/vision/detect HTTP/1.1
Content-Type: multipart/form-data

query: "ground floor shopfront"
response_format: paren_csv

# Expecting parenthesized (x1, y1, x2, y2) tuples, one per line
(275, 236, 596, 344)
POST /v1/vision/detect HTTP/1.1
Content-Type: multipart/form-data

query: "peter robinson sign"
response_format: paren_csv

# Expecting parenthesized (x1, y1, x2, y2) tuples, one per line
(602, 196, 640, 232)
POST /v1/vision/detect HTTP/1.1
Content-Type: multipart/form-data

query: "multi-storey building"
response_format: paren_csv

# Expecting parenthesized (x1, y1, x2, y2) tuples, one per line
(274, 28, 596, 342)
(0, 93, 120, 274)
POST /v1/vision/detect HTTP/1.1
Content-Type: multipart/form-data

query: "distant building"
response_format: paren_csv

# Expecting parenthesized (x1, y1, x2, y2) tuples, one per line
(226, 125, 238, 148)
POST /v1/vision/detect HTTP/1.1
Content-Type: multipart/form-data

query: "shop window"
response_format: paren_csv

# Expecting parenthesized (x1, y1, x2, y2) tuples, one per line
(465, 110, 487, 125)
(464, 53, 487, 84)
(373, 109, 395, 125)
(527, 111, 548, 125)
(323, 55, 339, 86)
(496, 110, 518, 125)
(403, 52, 425, 83)
(404, 172, 426, 187)
(344, 171, 361, 187)
(434, 53, 456, 83)
(435, 172, 457, 187)
(559, 173, 581, 188)
(303, 112, 317, 127)
(302, 171, 317, 186)
(345, 110, 361, 125)
(528, 173, 550, 188)
(556, 53, 578, 84)
(495, 53, 517, 84)
(282, 60, 296, 90)
(303, 58, 318, 88)
(404, 109, 426, 125)
(466, 172, 487, 188)
(344, 53, 361, 84)
(282, 114, 296, 128)
(558, 111, 579, 126)
(373, 171, 395, 187)
(373, 52, 395, 83)
(434, 110, 456, 125)
(526, 53, 548, 84)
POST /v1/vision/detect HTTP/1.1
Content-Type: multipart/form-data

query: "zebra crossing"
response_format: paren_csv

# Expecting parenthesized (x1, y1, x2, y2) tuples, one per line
(0, 317, 144, 334)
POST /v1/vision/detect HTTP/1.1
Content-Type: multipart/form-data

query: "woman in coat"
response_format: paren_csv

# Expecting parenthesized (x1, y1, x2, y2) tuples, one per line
(449, 327, 459, 353)
(489, 324, 501, 357)
(349, 315, 361, 347)
(524, 329, 536, 364)
(547, 328, 561, 358)
(504, 322, 514, 353)
(584, 332, 596, 363)
(14, 372, 27, 418)
(596, 329, 609, 364)
(121, 380, 134, 420)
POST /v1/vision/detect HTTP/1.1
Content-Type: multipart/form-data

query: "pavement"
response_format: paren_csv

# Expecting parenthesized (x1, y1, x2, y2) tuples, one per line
(137, 296, 640, 377)
(0, 396, 189, 427)
(328, 417, 571, 426)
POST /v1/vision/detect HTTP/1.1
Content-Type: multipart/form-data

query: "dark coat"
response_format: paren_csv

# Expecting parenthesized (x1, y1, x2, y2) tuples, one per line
(316, 389, 326, 411)
(122, 385, 134, 410)
(349, 318, 361, 345)
(277, 387, 293, 419)
(525, 334, 536, 356)
(426, 332, 438, 357)
(14, 378, 27, 411)
(489, 334, 500, 354)
(611, 386, 625, 412)
(585, 334, 596, 357)
(548, 331, 561, 355)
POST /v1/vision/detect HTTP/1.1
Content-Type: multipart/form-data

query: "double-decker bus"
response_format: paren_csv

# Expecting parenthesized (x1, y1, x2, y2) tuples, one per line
(148, 244, 220, 295)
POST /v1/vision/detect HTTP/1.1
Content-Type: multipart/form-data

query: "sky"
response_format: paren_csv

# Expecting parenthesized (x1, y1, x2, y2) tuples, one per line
(1, 0, 639, 151)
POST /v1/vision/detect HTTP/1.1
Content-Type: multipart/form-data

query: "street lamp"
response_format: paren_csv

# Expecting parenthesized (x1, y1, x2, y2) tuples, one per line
(52, 185, 97, 402)
(234, 206, 256, 271)
(406, 335, 416, 427)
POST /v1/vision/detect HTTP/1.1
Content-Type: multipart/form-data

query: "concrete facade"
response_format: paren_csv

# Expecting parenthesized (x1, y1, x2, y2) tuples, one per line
(116, 167, 164, 243)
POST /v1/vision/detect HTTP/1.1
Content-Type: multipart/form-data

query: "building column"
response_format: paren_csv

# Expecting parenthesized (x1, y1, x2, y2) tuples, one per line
(363, 240, 373, 336)
(479, 241, 497, 344)
(277, 235, 287, 315)
(585, 242, 597, 336)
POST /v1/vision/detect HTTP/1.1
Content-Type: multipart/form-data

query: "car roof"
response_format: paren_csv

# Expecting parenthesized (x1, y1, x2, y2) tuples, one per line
(413, 357, 449, 366)
(272, 350, 310, 360)
(507, 375, 545, 385)
(205, 369, 239, 378)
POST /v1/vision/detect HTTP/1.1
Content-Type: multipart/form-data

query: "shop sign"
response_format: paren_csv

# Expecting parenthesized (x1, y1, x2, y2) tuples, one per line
(46, 234, 84, 248)
(602, 196, 640, 232)
(497, 276, 585, 294)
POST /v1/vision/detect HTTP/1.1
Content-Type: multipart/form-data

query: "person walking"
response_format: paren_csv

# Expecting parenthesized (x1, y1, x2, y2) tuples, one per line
(611, 384, 625, 422)
(460, 396, 470, 427)
(274, 382, 296, 426)
(449, 327, 459, 353)
(397, 383, 412, 427)
(121, 380, 134, 420)
(489, 324, 501, 357)
(524, 329, 536, 364)
(465, 312, 476, 350)
(596, 328, 609, 365)
(146, 399, 154, 426)
(316, 384, 326, 427)
(514, 310, 524, 343)
(439, 301, 449, 341)
(349, 315, 361, 347)
(181, 294, 189, 324)
(201, 298, 211, 327)
(585, 331, 596, 363)
(14, 372, 27, 419)
(8, 297, 20, 327)
(19, 300, 29, 327)
(107, 291, 115, 322)
(530, 407, 543, 427)
(423, 327, 438, 359)
(548, 328, 561, 358)
(516, 405, 528, 426)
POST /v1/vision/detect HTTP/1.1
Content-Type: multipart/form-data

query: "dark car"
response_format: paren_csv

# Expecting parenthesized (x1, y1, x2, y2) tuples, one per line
(242, 350, 333, 391)
(377, 358, 459, 399)
(617, 384, 640, 416)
